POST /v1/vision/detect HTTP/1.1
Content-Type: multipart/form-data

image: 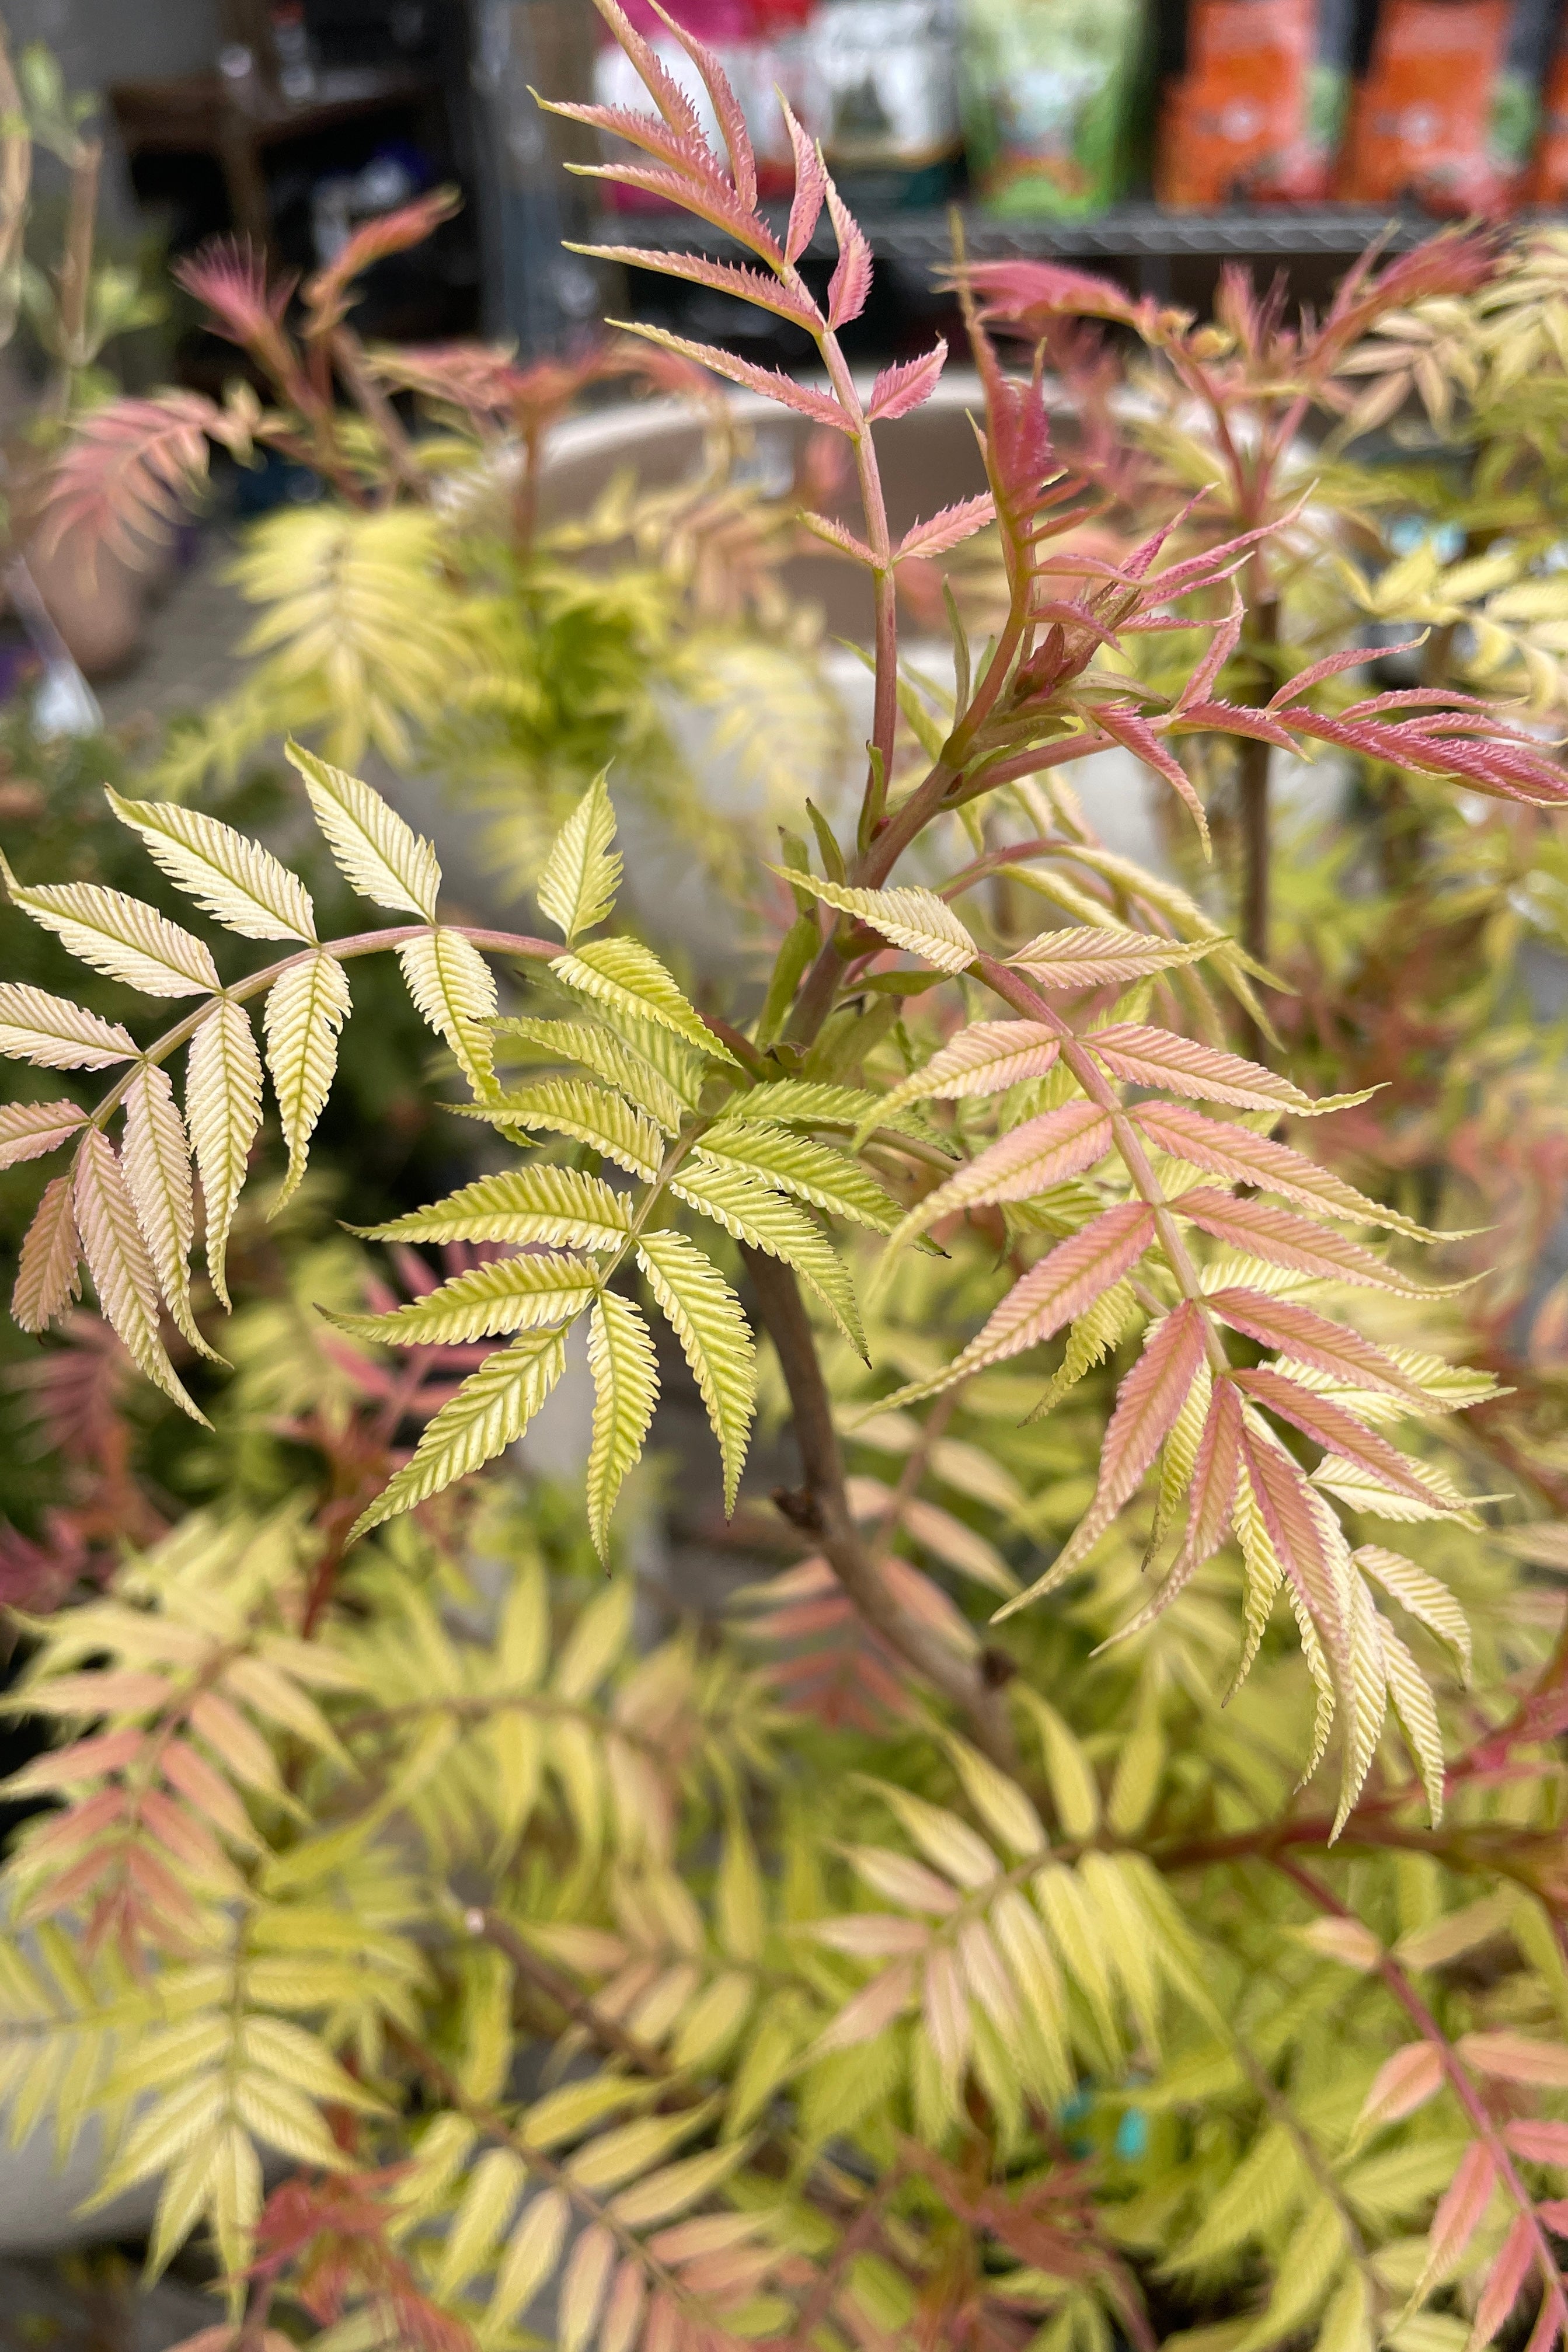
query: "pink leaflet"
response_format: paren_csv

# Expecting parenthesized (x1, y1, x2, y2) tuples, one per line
(1233, 1366, 1435, 1507)
(1078, 1374, 1245, 1649)
(1207, 1288, 1423, 1401)
(1092, 705, 1207, 838)
(896, 494, 998, 564)
(1239, 1421, 1351, 1682)
(1177, 698, 1299, 751)
(1357, 2041, 1445, 2130)
(961, 1203, 1156, 1371)
(1176, 1189, 1432, 1293)
(824, 177, 873, 330)
(799, 511, 875, 566)
(538, 93, 703, 178)
(1132, 1101, 1409, 1229)
(869, 340, 948, 423)
(1470, 2214, 1539, 2349)
(1177, 588, 1244, 711)
(1423, 2141, 1499, 2283)
(1267, 640, 1424, 708)
(1086, 1025, 1306, 1110)
(1457, 2032, 1568, 2088)
(816, 1960, 917, 2051)
(1504, 2120, 1568, 2162)
(780, 97, 827, 263)
(0, 1100, 86, 1172)
(573, 161, 784, 265)
(613, 322, 847, 431)
(646, 0, 757, 208)
(580, 246, 819, 332)
(590, 0, 707, 148)
(1291, 707, 1568, 808)
(1055, 1302, 1207, 1573)
(918, 1100, 1112, 1218)
(906, 1020, 1060, 1099)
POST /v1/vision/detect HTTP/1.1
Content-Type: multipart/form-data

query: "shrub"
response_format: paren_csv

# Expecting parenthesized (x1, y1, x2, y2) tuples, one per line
(2, 9, 1568, 2350)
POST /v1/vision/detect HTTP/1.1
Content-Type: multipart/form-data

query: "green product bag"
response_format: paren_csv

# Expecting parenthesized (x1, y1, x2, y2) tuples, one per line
(961, 0, 1149, 217)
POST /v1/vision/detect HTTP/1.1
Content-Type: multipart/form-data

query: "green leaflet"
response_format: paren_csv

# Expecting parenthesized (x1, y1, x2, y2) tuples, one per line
(584, 1291, 660, 1560)
(263, 949, 351, 1207)
(452, 1076, 664, 1180)
(552, 935, 737, 1065)
(396, 928, 498, 1096)
(727, 1078, 953, 1154)
(351, 1330, 567, 1536)
(285, 739, 440, 920)
(670, 1158, 865, 1355)
(356, 1165, 633, 1250)
(536, 770, 621, 943)
(695, 1118, 901, 1231)
(636, 1228, 755, 1514)
(490, 1015, 688, 1135)
(324, 1252, 598, 1346)
(770, 870, 978, 975)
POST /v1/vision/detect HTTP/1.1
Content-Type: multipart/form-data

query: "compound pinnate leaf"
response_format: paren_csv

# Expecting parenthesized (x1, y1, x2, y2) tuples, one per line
(351, 1329, 567, 1536)
(553, 934, 735, 1063)
(186, 997, 264, 1311)
(0, 984, 136, 1071)
(536, 769, 621, 943)
(637, 1226, 755, 1513)
(285, 738, 440, 919)
(74, 1130, 204, 1421)
(585, 1290, 659, 1560)
(0, 1098, 86, 1172)
(107, 790, 316, 943)
(776, 870, 978, 974)
(2, 861, 218, 998)
(262, 950, 351, 1207)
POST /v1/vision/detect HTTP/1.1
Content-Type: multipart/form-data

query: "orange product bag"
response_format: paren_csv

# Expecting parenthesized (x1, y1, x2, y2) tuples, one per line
(1156, 0, 1345, 208)
(1529, 11, 1568, 200)
(1336, 0, 1520, 214)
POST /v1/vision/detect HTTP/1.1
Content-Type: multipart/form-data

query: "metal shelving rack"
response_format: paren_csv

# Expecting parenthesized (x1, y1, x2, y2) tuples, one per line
(605, 201, 1438, 269)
